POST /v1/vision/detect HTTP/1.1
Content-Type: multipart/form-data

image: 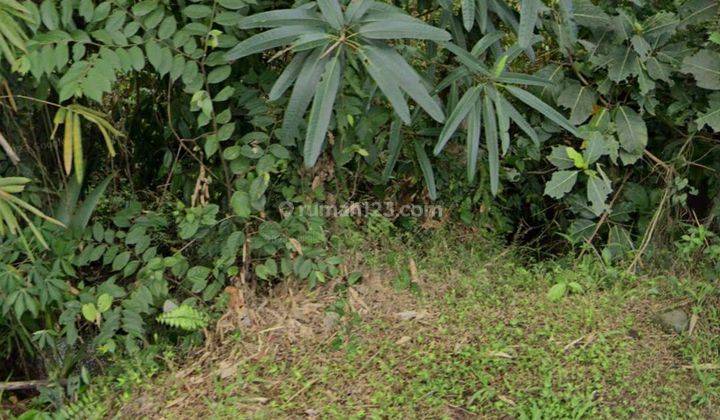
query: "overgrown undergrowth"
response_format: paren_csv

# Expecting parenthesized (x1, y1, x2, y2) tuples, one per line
(14, 227, 717, 419)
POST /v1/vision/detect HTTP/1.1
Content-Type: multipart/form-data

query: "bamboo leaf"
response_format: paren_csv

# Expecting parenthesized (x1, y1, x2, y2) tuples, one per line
(72, 112, 83, 183)
(466, 100, 482, 182)
(63, 110, 73, 175)
(303, 52, 342, 167)
(414, 142, 437, 200)
(317, 0, 344, 30)
(505, 85, 580, 137)
(434, 85, 482, 155)
(518, 0, 539, 49)
(359, 21, 451, 41)
(483, 92, 499, 195)
(382, 120, 402, 181)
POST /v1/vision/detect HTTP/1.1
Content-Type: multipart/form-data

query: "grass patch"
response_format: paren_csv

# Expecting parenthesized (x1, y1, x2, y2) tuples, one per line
(24, 226, 720, 418)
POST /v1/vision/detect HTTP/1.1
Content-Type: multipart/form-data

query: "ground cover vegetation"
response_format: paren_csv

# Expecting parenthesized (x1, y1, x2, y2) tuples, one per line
(0, 0, 718, 415)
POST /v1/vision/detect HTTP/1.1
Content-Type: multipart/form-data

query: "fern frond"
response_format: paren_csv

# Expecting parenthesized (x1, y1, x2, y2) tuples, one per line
(156, 304, 208, 331)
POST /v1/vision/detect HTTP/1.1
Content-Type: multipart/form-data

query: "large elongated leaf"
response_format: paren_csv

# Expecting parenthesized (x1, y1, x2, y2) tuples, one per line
(69, 175, 112, 233)
(443, 42, 491, 76)
(236, 9, 325, 29)
(269, 52, 308, 101)
(466, 101, 482, 182)
(414, 143, 437, 200)
(483, 92, 500, 195)
(317, 0, 344, 30)
(461, 0, 475, 31)
(359, 21, 451, 41)
(505, 85, 580, 137)
(680, 49, 720, 90)
(434, 85, 482, 154)
(225, 26, 321, 60)
(282, 48, 328, 139)
(495, 94, 538, 146)
(345, 0, 373, 23)
(303, 52, 342, 167)
(470, 31, 504, 56)
(365, 43, 445, 122)
(518, 0, 539, 48)
(382, 120, 402, 180)
(361, 48, 411, 124)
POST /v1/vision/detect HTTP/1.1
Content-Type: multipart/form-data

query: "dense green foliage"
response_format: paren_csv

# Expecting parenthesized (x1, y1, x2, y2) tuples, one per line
(0, 0, 718, 410)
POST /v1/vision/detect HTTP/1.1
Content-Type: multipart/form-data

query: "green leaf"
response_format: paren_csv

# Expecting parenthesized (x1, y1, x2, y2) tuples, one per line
(547, 283, 567, 301)
(461, 0, 475, 31)
(544, 170, 579, 199)
(362, 47, 411, 124)
(237, 9, 325, 29)
(157, 16, 177, 40)
(225, 26, 322, 60)
(40, 0, 59, 30)
(518, 0, 539, 49)
(81, 303, 98, 322)
(614, 106, 647, 154)
(557, 81, 597, 125)
(566, 147, 587, 169)
(132, 0, 157, 17)
(187, 266, 211, 293)
(112, 251, 131, 271)
(466, 100, 481, 182)
(483, 92, 500, 196)
(414, 143, 437, 200)
(495, 94, 539, 146)
(435, 85, 482, 154)
(317, 0, 344, 30)
(345, 0, 373, 23)
(364, 44, 445, 123)
(281, 48, 327, 139)
(97, 293, 112, 312)
(269, 51, 308, 101)
(696, 93, 720, 132)
(443, 42, 491, 76)
(303, 52, 342, 167)
(183, 5, 213, 19)
(382, 120, 402, 181)
(231, 191, 251, 217)
(680, 49, 720, 90)
(548, 145, 574, 169)
(358, 21, 451, 41)
(470, 32, 504, 57)
(605, 45, 640, 83)
(587, 170, 611, 216)
(505, 86, 580, 137)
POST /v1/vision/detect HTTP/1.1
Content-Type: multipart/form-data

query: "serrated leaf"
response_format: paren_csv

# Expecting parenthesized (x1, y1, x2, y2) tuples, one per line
(696, 93, 720, 132)
(557, 80, 597, 125)
(544, 170, 579, 198)
(680, 49, 720, 90)
(614, 106, 647, 154)
(587, 170, 611, 216)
